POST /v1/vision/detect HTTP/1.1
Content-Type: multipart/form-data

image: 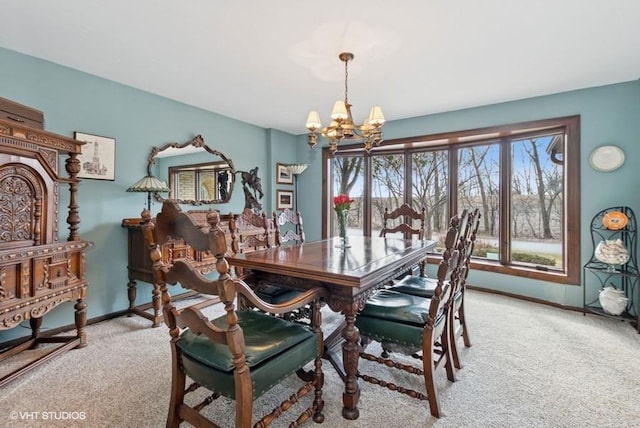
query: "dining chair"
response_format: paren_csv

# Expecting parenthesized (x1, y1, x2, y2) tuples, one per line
(230, 208, 304, 318)
(228, 208, 272, 293)
(229, 208, 273, 257)
(274, 208, 305, 246)
(379, 203, 427, 278)
(141, 202, 326, 428)
(447, 208, 480, 368)
(354, 214, 462, 418)
(379, 203, 426, 239)
(267, 209, 312, 321)
(390, 208, 480, 369)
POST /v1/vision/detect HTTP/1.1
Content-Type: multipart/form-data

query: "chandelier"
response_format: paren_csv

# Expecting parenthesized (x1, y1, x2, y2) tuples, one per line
(305, 52, 385, 153)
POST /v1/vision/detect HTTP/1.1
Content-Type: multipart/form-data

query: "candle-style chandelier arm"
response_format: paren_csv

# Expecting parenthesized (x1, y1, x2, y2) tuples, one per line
(305, 52, 385, 153)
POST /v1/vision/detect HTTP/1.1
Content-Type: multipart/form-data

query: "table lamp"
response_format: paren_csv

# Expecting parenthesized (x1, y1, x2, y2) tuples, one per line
(126, 175, 170, 211)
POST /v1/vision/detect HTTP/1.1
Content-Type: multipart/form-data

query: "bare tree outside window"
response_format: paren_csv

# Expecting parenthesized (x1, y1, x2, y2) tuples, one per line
(371, 154, 404, 235)
(458, 144, 500, 257)
(510, 137, 563, 268)
(411, 151, 449, 243)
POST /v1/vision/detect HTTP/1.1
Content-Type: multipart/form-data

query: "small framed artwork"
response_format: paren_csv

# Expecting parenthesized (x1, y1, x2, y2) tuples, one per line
(74, 132, 116, 180)
(276, 163, 293, 184)
(276, 189, 294, 210)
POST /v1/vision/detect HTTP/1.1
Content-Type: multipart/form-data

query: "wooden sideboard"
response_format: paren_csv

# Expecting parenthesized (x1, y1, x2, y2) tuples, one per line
(122, 214, 220, 327)
(122, 207, 273, 326)
(0, 116, 91, 387)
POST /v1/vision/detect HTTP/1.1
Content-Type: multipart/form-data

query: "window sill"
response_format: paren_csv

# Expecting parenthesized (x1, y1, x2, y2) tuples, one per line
(427, 256, 579, 285)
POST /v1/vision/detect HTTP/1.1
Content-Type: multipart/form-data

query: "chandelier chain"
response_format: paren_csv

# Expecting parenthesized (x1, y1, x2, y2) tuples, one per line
(344, 57, 349, 104)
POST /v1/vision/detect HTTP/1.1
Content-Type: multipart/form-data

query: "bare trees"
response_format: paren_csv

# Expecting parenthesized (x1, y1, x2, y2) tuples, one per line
(334, 157, 363, 195)
(458, 145, 499, 236)
(512, 139, 562, 240)
(371, 155, 403, 228)
(411, 152, 449, 239)
(333, 157, 364, 227)
(331, 136, 563, 246)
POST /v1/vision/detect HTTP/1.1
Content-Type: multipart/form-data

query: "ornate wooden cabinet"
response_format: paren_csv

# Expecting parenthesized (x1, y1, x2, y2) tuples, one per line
(0, 117, 91, 387)
(122, 210, 228, 327)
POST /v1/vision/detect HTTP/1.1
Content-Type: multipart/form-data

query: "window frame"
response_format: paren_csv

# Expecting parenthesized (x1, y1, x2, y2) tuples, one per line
(322, 115, 580, 285)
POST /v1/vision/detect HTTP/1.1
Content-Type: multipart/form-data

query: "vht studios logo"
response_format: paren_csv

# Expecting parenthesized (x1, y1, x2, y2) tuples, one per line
(9, 411, 87, 421)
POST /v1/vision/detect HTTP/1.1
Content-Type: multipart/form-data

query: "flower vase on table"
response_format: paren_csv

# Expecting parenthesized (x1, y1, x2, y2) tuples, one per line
(336, 209, 351, 248)
(333, 194, 353, 249)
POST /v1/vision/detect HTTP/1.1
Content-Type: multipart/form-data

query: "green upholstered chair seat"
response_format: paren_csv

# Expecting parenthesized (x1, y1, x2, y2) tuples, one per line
(391, 274, 439, 298)
(255, 284, 303, 304)
(359, 289, 431, 324)
(177, 310, 318, 399)
(392, 276, 464, 310)
(356, 290, 446, 353)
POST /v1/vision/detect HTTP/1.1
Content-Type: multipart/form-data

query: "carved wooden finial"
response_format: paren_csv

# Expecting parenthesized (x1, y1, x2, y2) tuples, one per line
(141, 207, 152, 222)
(206, 210, 219, 228)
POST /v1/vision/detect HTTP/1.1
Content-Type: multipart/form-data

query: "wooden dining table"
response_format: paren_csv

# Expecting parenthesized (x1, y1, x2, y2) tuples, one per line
(228, 235, 436, 420)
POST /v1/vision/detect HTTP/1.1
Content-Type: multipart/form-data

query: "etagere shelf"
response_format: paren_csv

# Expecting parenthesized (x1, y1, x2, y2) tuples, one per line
(583, 206, 639, 333)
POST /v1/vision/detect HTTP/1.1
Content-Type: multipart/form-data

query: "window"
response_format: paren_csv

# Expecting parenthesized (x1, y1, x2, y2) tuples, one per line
(323, 116, 580, 284)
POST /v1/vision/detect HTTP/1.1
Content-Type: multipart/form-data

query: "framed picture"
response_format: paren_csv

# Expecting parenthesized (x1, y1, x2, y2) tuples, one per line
(74, 132, 116, 180)
(276, 163, 293, 184)
(276, 189, 294, 210)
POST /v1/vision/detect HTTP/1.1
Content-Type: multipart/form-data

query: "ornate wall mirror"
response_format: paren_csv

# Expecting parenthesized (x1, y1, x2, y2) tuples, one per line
(147, 135, 235, 205)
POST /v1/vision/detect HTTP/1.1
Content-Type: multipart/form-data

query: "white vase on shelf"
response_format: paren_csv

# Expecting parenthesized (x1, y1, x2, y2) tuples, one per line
(598, 286, 628, 316)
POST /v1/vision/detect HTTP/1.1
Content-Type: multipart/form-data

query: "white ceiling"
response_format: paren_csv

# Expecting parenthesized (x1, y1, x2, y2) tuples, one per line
(2, 0, 639, 135)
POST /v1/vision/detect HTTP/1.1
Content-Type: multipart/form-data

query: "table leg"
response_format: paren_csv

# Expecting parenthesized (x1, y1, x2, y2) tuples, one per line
(340, 305, 361, 420)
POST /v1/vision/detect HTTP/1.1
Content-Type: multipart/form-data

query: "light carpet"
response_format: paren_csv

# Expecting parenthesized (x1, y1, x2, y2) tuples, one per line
(0, 290, 639, 428)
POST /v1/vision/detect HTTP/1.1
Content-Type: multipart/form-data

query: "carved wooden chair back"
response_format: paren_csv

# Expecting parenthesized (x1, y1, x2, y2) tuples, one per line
(229, 208, 272, 254)
(228, 208, 273, 279)
(380, 203, 426, 277)
(140, 201, 326, 428)
(273, 208, 305, 246)
(448, 207, 481, 369)
(379, 203, 426, 240)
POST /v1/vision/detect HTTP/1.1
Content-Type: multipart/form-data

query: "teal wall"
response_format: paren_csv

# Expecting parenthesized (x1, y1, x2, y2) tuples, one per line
(1, 46, 639, 341)
(298, 80, 640, 309)
(0, 48, 294, 341)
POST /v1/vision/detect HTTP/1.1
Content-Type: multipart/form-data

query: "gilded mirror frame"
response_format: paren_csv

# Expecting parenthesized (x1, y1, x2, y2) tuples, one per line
(148, 135, 235, 205)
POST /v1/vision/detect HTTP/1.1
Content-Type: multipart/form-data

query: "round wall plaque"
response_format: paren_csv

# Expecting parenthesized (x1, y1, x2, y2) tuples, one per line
(589, 145, 625, 172)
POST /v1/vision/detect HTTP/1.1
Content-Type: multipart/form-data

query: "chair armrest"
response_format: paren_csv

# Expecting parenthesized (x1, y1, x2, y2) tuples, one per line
(176, 306, 227, 344)
(233, 278, 327, 315)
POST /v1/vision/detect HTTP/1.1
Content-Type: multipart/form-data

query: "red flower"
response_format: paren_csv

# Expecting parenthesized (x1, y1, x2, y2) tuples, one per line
(333, 194, 353, 212)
